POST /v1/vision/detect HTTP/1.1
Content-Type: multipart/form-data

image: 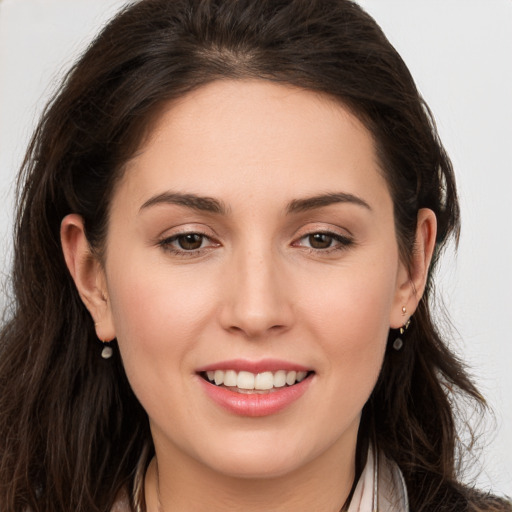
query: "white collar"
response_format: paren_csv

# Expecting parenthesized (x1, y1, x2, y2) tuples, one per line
(348, 447, 409, 512)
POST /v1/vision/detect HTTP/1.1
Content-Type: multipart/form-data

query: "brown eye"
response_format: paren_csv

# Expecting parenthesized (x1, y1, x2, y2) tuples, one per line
(177, 234, 204, 250)
(308, 233, 334, 249)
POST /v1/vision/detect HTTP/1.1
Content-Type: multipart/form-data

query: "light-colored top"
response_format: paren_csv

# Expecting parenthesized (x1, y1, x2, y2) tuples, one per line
(348, 448, 409, 512)
(111, 447, 409, 512)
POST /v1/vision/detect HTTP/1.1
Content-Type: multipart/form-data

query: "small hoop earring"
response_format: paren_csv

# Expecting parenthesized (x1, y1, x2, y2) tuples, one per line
(399, 318, 411, 335)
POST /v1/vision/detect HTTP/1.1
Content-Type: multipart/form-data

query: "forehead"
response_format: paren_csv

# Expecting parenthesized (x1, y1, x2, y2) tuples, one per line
(117, 79, 389, 211)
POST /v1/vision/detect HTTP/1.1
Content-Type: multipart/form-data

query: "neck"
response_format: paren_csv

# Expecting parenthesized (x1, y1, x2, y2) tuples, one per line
(144, 440, 356, 512)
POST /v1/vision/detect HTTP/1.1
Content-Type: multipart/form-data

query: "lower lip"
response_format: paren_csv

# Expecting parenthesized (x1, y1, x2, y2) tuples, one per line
(198, 375, 313, 417)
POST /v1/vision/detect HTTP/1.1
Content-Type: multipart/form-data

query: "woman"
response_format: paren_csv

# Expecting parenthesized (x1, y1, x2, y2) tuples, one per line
(0, 0, 510, 511)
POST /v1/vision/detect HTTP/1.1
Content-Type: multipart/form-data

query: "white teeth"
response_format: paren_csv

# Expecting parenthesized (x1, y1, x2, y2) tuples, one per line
(237, 371, 255, 389)
(285, 371, 297, 386)
(214, 370, 224, 386)
(205, 369, 310, 390)
(273, 370, 287, 388)
(224, 369, 237, 387)
(254, 371, 274, 390)
(296, 371, 308, 382)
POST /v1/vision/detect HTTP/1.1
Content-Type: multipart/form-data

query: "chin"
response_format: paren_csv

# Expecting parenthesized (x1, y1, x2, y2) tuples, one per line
(192, 432, 320, 481)
(207, 453, 304, 480)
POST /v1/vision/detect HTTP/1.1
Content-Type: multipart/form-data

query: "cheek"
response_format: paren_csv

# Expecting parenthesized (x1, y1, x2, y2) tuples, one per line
(298, 272, 394, 440)
(104, 262, 220, 426)
(298, 255, 398, 383)
(107, 256, 214, 342)
(104, 255, 220, 399)
(302, 261, 397, 335)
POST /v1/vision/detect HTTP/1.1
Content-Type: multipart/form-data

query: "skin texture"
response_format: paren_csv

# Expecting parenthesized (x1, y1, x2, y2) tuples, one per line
(61, 80, 436, 511)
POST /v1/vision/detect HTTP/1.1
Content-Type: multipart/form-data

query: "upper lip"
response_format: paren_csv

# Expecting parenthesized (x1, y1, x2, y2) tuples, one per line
(196, 358, 312, 374)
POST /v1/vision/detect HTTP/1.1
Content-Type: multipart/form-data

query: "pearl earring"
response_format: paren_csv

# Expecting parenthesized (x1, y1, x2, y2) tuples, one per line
(101, 342, 113, 359)
(95, 321, 114, 359)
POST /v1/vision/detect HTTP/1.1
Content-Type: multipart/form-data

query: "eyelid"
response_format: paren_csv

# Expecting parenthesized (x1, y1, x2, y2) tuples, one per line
(290, 224, 355, 253)
(156, 225, 221, 257)
(293, 232, 353, 247)
(291, 222, 353, 240)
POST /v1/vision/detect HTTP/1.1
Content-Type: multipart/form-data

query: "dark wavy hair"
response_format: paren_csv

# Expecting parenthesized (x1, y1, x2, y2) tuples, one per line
(0, 1, 510, 511)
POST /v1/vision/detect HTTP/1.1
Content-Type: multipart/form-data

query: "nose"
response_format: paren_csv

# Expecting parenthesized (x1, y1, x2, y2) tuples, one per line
(219, 246, 294, 339)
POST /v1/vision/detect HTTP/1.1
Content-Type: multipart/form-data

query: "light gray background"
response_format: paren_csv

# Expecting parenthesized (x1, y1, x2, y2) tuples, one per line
(1, 0, 510, 496)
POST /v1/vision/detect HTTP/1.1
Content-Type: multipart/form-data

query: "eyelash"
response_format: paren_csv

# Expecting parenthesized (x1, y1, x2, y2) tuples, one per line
(158, 229, 354, 258)
(292, 231, 354, 254)
(158, 231, 219, 257)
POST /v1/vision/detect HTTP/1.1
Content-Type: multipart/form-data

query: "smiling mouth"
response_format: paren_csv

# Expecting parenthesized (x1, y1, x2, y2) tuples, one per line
(201, 369, 314, 394)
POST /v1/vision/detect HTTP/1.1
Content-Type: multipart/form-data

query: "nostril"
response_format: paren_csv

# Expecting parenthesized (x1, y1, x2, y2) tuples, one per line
(224, 323, 290, 340)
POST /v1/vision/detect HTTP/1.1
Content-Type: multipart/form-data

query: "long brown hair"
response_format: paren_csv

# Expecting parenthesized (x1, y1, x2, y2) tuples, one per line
(0, 1, 510, 511)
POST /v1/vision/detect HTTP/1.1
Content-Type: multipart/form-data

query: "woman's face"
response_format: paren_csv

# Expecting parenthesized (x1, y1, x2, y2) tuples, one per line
(95, 80, 413, 478)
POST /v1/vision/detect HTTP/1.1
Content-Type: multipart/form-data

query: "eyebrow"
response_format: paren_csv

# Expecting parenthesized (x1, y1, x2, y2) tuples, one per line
(139, 191, 371, 215)
(139, 192, 227, 214)
(286, 192, 372, 214)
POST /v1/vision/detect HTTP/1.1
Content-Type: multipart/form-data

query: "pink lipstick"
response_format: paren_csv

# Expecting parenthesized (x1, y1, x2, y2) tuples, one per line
(196, 359, 314, 417)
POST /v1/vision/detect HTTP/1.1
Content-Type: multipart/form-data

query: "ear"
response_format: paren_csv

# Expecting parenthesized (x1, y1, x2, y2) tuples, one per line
(390, 208, 437, 328)
(60, 214, 116, 342)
